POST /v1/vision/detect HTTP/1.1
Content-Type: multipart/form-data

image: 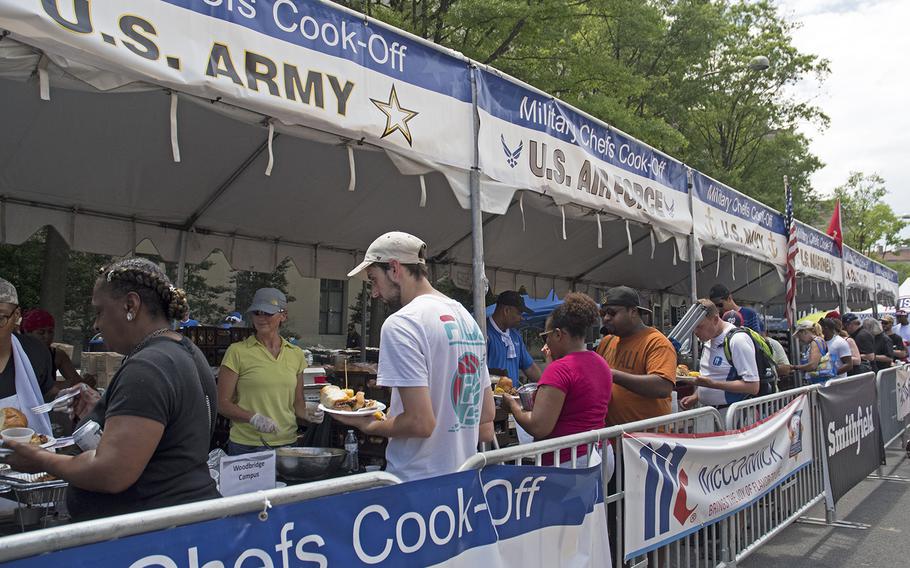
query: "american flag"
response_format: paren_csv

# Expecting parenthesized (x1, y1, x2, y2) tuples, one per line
(784, 176, 798, 327)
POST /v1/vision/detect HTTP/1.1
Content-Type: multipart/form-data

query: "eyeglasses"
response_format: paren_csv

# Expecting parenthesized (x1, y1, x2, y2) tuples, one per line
(252, 310, 284, 317)
(539, 328, 560, 338)
(0, 309, 18, 327)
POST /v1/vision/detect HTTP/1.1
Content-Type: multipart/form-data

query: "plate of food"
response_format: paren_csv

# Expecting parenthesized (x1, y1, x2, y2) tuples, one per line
(318, 385, 386, 418)
(0, 408, 56, 449)
(492, 376, 519, 397)
(675, 365, 701, 382)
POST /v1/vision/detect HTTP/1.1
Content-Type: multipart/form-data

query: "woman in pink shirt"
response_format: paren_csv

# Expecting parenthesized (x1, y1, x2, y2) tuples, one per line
(504, 293, 612, 466)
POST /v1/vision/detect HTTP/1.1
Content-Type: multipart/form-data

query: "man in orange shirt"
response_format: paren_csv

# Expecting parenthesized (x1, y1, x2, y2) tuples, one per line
(596, 286, 677, 426)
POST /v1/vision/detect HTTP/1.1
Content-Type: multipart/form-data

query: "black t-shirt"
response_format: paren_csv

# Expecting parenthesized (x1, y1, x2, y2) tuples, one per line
(850, 328, 876, 356)
(66, 336, 220, 520)
(872, 333, 895, 372)
(0, 333, 55, 399)
(887, 333, 905, 353)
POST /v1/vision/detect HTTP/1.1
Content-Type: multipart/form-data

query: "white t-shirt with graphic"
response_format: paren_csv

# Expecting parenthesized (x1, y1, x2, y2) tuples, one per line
(377, 294, 488, 482)
(826, 335, 852, 378)
(697, 322, 759, 407)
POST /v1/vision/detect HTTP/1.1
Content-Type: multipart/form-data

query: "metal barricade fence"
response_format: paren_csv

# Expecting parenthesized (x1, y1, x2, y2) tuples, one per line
(724, 385, 825, 566)
(459, 407, 725, 568)
(0, 471, 401, 563)
(876, 364, 909, 449)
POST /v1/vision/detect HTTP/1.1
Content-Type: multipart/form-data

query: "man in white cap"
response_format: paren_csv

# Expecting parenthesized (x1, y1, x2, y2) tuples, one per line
(0, 277, 55, 434)
(335, 232, 495, 482)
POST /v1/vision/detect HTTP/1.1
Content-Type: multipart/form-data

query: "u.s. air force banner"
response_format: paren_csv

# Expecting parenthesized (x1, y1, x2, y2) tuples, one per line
(622, 395, 811, 560)
(475, 70, 691, 238)
(0, 0, 474, 168)
(5, 465, 610, 568)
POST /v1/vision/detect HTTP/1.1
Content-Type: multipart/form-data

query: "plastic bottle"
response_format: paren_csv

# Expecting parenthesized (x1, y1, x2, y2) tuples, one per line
(344, 430, 359, 473)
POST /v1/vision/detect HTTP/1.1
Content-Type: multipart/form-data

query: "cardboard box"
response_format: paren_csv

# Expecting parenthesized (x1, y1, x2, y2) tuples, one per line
(80, 352, 124, 389)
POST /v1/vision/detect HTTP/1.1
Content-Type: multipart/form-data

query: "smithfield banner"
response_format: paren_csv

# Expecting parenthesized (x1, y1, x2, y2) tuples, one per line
(4, 465, 610, 568)
(794, 220, 843, 287)
(622, 395, 811, 559)
(818, 374, 883, 509)
(691, 171, 787, 270)
(475, 69, 692, 238)
(0, 0, 474, 168)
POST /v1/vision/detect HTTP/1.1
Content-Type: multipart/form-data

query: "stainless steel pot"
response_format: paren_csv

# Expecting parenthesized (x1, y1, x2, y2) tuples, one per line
(275, 447, 347, 481)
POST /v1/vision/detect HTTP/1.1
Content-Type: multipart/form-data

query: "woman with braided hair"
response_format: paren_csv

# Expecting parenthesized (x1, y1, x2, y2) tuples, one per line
(7, 257, 220, 520)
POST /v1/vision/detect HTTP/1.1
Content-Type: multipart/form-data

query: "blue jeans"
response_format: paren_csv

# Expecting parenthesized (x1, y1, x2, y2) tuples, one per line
(226, 441, 290, 456)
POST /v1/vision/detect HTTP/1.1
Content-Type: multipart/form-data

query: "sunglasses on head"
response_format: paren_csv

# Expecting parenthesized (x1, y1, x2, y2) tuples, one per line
(539, 328, 560, 338)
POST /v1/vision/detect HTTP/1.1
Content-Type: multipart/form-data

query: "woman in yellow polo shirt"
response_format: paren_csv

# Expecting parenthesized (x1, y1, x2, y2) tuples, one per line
(217, 288, 323, 455)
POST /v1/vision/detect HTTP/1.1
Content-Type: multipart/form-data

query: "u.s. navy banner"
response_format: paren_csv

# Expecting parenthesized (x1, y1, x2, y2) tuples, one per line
(622, 395, 811, 560)
(475, 69, 691, 239)
(691, 171, 787, 270)
(5, 465, 609, 567)
(0, 0, 474, 168)
(794, 220, 843, 286)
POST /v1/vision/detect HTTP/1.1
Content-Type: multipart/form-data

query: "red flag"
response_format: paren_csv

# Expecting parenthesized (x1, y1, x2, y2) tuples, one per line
(826, 199, 843, 252)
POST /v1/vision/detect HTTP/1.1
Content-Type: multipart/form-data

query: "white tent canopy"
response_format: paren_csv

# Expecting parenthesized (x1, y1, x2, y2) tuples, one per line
(0, 0, 898, 319)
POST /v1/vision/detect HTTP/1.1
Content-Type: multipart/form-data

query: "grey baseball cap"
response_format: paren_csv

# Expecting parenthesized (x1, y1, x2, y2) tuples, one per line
(0, 277, 17, 305)
(247, 288, 288, 315)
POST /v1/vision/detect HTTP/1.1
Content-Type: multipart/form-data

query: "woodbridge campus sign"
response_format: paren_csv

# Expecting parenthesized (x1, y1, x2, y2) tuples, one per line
(622, 395, 811, 559)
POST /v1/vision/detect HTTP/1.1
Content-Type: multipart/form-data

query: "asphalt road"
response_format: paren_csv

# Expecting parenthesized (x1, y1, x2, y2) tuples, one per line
(741, 441, 910, 568)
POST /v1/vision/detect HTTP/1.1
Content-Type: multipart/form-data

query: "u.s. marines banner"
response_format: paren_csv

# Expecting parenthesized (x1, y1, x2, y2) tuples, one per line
(622, 395, 812, 560)
(0, 0, 474, 169)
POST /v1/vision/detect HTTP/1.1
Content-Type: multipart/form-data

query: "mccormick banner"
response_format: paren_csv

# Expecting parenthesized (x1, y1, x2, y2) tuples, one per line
(475, 70, 691, 239)
(691, 171, 787, 270)
(818, 374, 883, 508)
(622, 395, 811, 559)
(794, 220, 843, 287)
(0, 0, 474, 168)
(5, 465, 609, 568)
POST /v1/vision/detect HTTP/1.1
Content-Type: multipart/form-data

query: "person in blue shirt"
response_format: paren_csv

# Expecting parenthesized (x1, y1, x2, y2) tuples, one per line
(487, 291, 542, 384)
(709, 283, 763, 333)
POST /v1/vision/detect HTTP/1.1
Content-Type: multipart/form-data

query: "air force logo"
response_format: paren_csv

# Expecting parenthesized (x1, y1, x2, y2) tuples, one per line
(501, 135, 522, 168)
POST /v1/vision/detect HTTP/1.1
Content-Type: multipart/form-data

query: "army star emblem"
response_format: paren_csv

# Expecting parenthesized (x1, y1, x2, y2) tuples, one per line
(371, 85, 419, 146)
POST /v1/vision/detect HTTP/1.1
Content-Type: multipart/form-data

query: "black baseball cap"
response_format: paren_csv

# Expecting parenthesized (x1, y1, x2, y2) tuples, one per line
(841, 313, 859, 325)
(496, 291, 533, 314)
(709, 283, 730, 302)
(602, 286, 651, 314)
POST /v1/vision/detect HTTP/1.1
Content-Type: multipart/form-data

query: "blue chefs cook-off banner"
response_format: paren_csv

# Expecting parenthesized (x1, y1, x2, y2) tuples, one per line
(794, 220, 843, 287)
(843, 245, 876, 292)
(475, 69, 692, 239)
(5, 465, 609, 568)
(0, 0, 474, 169)
(622, 395, 812, 560)
(691, 171, 787, 270)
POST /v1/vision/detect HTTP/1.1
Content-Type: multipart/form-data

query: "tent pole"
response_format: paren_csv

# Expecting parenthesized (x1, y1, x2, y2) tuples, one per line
(686, 169, 698, 305)
(469, 66, 487, 334)
(176, 230, 188, 290)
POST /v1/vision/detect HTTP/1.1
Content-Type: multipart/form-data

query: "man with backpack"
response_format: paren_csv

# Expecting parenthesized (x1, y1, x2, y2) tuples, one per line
(680, 300, 766, 420)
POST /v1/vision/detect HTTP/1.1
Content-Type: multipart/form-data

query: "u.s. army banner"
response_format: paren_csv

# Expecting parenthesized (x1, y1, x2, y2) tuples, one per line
(622, 395, 812, 560)
(0, 0, 474, 169)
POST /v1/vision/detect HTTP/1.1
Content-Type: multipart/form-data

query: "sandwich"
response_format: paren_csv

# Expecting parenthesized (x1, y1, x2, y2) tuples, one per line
(320, 385, 376, 411)
(0, 407, 28, 429)
(676, 364, 690, 377)
(493, 376, 518, 396)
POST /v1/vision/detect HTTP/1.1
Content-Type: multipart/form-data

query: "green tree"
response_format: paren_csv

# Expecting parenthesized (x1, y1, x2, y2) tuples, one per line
(230, 258, 297, 314)
(0, 229, 45, 309)
(164, 259, 231, 325)
(821, 172, 909, 257)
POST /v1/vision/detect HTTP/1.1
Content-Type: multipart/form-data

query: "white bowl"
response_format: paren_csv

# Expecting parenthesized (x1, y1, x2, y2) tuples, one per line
(1, 427, 35, 444)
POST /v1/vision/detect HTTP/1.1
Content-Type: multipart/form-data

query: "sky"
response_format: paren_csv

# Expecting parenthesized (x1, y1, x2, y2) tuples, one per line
(776, 0, 910, 238)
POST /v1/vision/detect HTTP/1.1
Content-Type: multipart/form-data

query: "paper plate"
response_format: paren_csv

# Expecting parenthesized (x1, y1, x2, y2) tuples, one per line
(318, 402, 386, 416)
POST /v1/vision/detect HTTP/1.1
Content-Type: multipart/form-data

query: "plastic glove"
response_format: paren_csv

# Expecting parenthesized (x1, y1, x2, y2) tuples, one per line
(303, 402, 324, 424)
(249, 413, 278, 433)
(56, 384, 101, 420)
